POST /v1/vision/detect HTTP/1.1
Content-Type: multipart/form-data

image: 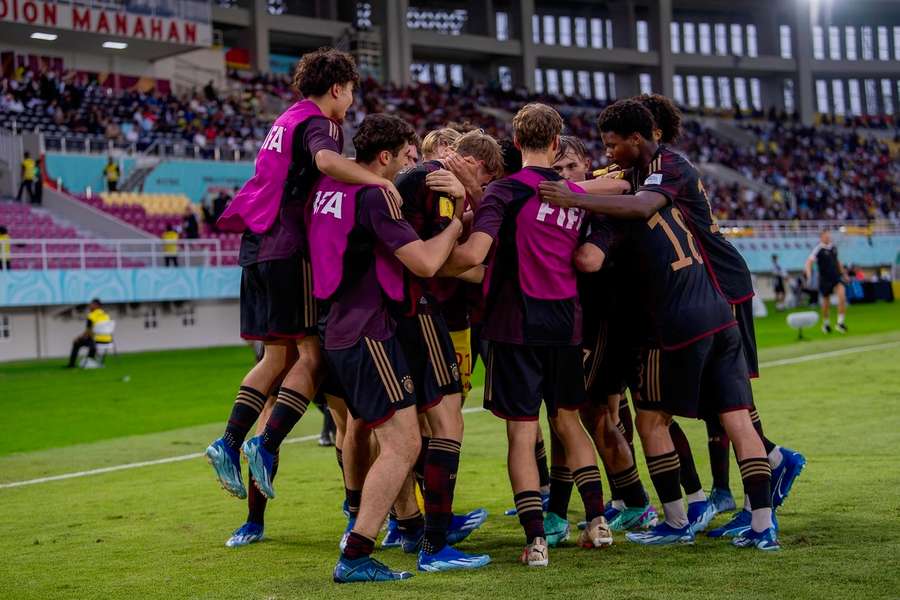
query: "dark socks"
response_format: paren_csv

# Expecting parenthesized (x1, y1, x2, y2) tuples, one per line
(547, 465, 574, 518)
(573, 465, 605, 521)
(346, 489, 362, 519)
(750, 408, 777, 455)
(669, 421, 703, 495)
(396, 511, 424, 536)
(535, 439, 550, 490)
(223, 386, 267, 451)
(705, 418, 732, 490)
(261, 388, 311, 452)
(247, 450, 279, 525)
(610, 464, 647, 508)
(342, 531, 375, 560)
(514, 490, 545, 543)
(423, 438, 461, 553)
(646, 451, 682, 504)
(414, 436, 429, 493)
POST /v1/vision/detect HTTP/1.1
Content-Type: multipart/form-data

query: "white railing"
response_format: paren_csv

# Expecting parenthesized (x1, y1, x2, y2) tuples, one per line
(37, 131, 257, 163)
(0, 238, 238, 271)
(718, 219, 900, 237)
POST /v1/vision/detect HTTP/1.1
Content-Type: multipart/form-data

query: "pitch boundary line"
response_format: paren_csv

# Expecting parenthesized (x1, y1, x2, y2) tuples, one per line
(2, 340, 898, 490)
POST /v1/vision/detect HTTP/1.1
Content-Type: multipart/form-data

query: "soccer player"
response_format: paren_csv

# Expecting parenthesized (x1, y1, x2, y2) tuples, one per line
(421, 128, 461, 161)
(440, 103, 614, 567)
(772, 254, 787, 310)
(205, 48, 404, 500)
(539, 99, 780, 551)
(805, 230, 848, 333)
(307, 113, 489, 582)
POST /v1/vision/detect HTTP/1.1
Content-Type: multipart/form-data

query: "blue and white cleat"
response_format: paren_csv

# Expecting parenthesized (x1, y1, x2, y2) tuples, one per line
(342, 499, 350, 519)
(732, 527, 781, 551)
(417, 545, 491, 572)
(333, 556, 413, 583)
(225, 522, 264, 548)
(205, 438, 246, 499)
(687, 500, 717, 534)
(707, 510, 751, 538)
(505, 493, 548, 516)
(626, 522, 695, 545)
(771, 447, 806, 509)
(382, 517, 402, 548)
(241, 436, 276, 499)
(709, 487, 737, 514)
(447, 508, 488, 545)
(401, 527, 424, 554)
(339, 517, 356, 552)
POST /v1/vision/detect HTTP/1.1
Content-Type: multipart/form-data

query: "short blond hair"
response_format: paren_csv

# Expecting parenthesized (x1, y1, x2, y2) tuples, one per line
(421, 128, 462, 160)
(453, 130, 504, 178)
(512, 103, 563, 152)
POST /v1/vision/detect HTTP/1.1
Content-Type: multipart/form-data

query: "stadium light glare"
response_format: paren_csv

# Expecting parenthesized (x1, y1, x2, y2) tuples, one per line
(102, 41, 128, 50)
(30, 32, 58, 41)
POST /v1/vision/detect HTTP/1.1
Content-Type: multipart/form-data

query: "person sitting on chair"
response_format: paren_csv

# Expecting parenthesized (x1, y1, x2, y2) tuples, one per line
(67, 298, 111, 368)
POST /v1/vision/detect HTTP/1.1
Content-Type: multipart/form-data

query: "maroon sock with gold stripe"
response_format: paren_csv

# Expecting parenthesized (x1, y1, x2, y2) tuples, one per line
(573, 465, 605, 521)
(261, 388, 310, 452)
(422, 438, 461, 553)
(222, 386, 267, 452)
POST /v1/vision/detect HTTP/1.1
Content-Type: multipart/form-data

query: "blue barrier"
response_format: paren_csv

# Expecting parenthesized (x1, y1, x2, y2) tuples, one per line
(142, 160, 254, 202)
(45, 154, 137, 195)
(730, 235, 900, 272)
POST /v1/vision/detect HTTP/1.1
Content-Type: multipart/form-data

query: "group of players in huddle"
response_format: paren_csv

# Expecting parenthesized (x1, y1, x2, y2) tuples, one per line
(202, 48, 807, 583)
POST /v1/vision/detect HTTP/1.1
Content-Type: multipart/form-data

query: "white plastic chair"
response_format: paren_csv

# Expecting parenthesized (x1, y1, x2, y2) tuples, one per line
(93, 319, 117, 364)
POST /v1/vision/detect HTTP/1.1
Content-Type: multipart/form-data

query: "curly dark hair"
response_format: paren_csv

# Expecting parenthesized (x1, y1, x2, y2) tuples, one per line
(291, 47, 360, 97)
(498, 138, 522, 175)
(597, 99, 655, 141)
(353, 114, 418, 163)
(634, 93, 682, 144)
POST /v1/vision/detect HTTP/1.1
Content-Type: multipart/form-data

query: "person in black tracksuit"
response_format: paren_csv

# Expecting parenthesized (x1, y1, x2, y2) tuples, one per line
(805, 230, 848, 334)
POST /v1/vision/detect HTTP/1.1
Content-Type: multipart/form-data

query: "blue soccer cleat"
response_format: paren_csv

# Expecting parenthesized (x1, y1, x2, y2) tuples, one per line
(342, 499, 350, 519)
(401, 527, 424, 554)
(771, 447, 806, 509)
(732, 527, 781, 551)
(382, 517, 402, 548)
(504, 493, 549, 516)
(241, 436, 276, 499)
(333, 556, 414, 583)
(687, 500, 717, 534)
(604, 504, 622, 523)
(626, 522, 695, 546)
(205, 438, 246, 499)
(339, 517, 356, 552)
(707, 510, 751, 538)
(709, 488, 737, 514)
(447, 508, 488, 545)
(225, 522, 264, 548)
(417, 545, 491, 572)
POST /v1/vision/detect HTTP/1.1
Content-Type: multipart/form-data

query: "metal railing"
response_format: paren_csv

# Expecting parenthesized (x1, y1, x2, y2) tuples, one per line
(0, 238, 237, 271)
(38, 131, 258, 162)
(718, 219, 900, 238)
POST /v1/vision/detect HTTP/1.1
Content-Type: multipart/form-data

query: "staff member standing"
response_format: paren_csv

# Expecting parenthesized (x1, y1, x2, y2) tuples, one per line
(162, 225, 180, 267)
(104, 157, 120, 192)
(67, 299, 111, 368)
(17, 152, 36, 202)
(805, 230, 848, 334)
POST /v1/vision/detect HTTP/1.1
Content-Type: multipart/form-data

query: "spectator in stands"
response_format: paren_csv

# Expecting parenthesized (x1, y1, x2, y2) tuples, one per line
(183, 209, 199, 240)
(66, 298, 111, 368)
(17, 151, 36, 203)
(104, 157, 120, 192)
(162, 225, 179, 267)
(32, 156, 43, 205)
(0, 225, 10, 271)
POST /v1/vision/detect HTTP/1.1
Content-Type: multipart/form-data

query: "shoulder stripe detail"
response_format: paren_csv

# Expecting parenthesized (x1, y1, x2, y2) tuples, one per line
(381, 188, 403, 220)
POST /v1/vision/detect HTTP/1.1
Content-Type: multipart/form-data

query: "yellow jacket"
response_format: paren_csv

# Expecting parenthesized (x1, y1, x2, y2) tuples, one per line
(162, 230, 179, 256)
(21, 158, 36, 181)
(88, 308, 112, 343)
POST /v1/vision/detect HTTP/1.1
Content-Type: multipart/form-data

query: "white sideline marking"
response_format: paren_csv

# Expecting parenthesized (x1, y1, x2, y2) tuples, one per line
(0, 406, 487, 490)
(1, 341, 896, 491)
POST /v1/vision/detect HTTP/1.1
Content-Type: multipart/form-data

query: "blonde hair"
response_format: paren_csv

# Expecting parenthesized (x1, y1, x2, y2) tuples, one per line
(421, 128, 462, 160)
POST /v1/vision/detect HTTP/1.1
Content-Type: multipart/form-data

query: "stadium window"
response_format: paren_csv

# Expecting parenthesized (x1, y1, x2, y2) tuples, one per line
(144, 307, 157, 330)
(0, 314, 9, 339)
(702, 76, 716, 108)
(543, 15, 556, 45)
(450, 65, 463, 87)
(577, 70, 592, 98)
(545, 69, 560, 95)
(715, 23, 728, 55)
(672, 75, 684, 105)
(575, 17, 588, 47)
(605, 19, 613, 49)
(877, 26, 889, 60)
(535, 68, 544, 94)
(813, 25, 825, 59)
(718, 76, 732, 108)
(608, 73, 616, 98)
(828, 26, 841, 60)
(686, 75, 701, 107)
(562, 70, 575, 96)
(750, 78, 762, 111)
(734, 77, 749, 110)
(640, 73, 653, 95)
(637, 20, 649, 52)
(266, 0, 285, 15)
(783, 79, 795, 114)
(848, 79, 862, 115)
(559, 16, 572, 46)
(832, 79, 846, 116)
(532, 15, 541, 44)
(498, 66, 513, 92)
(780, 25, 792, 59)
(864, 79, 878, 114)
(730, 24, 743, 56)
(845, 26, 857, 61)
(496, 11, 509, 41)
(881, 79, 894, 114)
(591, 18, 603, 49)
(894, 26, 900, 60)
(433, 63, 448, 85)
(593, 72, 608, 101)
(670, 22, 681, 53)
(746, 24, 758, 57)
(815, 79, 830, 114)
(683, 23, 696, 54)
(355, 2, 372, 29)
(699, 23, 712, 55)
(416, 64, 432, 84)
(181, 308, 195, 328)
(861, 26, 874, 61)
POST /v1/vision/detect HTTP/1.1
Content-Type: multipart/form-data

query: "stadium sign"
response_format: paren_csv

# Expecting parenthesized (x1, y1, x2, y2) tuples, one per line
(0, 0, 211, 46)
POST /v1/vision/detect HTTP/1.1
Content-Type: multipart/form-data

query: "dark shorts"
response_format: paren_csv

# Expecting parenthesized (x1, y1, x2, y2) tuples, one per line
(819, 279, 841, 298)
(774, 277, 785, 295)
(583, 319, 636, 403)
(240, 256, 318, 341)
(325, 335, 416, 428)
(484, 342, 586, 421)
(733, 300, 759, 378)
(635, 325, 752, 420)
(395, 306, 462, 412)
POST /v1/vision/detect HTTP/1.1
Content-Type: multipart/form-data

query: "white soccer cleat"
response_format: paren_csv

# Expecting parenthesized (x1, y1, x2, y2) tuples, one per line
(578, 516, 614, 548)
(520, 537, 549, 567)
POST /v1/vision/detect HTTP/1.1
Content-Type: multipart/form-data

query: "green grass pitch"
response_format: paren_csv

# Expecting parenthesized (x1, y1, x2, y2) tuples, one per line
(1, 301, 899, 599)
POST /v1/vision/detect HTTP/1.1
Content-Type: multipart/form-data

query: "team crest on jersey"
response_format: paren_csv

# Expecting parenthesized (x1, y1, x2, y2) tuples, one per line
(438, 196, 454, 218)
(451, 363, 460, 381)
(402, 375, 415, 394)
(644, 173, 663, 185)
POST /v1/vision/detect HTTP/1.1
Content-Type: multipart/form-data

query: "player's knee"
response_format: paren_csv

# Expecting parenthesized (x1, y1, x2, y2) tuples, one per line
(636, 410, 668, 440)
